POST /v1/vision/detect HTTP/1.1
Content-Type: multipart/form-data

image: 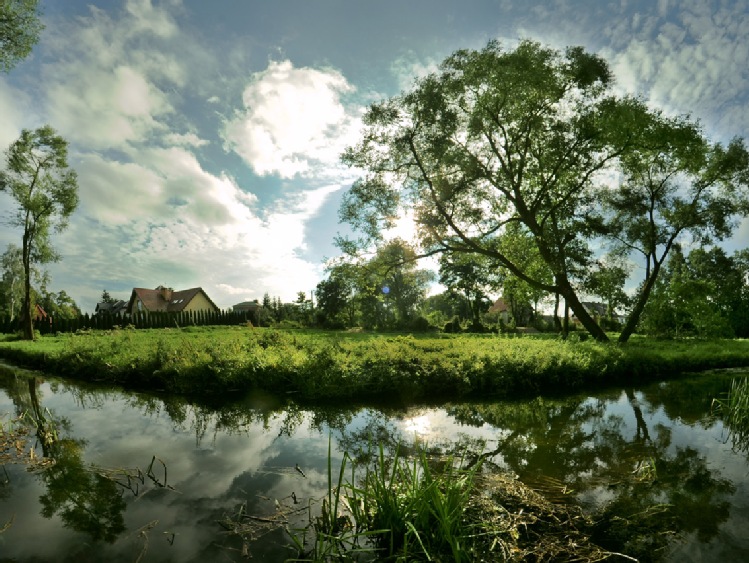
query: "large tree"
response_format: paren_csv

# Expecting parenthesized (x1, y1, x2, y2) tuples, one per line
(341, 39, 749, 342)
(0, 0, 44, 73)
(603, 106, 749, 341)
(341, 40, 634, 341)
(0, 126, 79, 339)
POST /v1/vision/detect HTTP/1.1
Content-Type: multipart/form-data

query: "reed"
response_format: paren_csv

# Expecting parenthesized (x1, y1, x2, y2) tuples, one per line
(713, 376, 749, 451)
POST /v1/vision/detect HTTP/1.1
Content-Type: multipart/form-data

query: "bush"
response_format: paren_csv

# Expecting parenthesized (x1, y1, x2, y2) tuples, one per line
(443, 315, 463, 334)
(408, 316, 433, 333)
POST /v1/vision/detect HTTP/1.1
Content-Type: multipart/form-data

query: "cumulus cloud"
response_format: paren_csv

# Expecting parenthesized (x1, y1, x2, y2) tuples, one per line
(53, 150, 342, 309)
(38, 2, 186, 150)
(224, 60, 363, 180)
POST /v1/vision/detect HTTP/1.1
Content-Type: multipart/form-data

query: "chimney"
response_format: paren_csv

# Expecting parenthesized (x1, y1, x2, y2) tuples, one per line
(157, 285, 173, 301)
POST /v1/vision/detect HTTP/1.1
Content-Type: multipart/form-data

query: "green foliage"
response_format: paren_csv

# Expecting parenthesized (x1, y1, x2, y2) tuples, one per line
(0, 0, 44, 72)
(0, 244, 26, 321)
(318, 240, 434, 330)
(340, 38, 749, 344)
(641, 246, 748, 338)
(0, 125, 79, 340)
(438, 251, 499, 326)
(346, 444, 480, 561)
(289, 441, 482, 562)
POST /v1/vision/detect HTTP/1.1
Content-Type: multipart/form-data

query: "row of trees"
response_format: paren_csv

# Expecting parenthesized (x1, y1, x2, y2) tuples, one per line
(0, 243, 82, 323)
(312, 239, 749, 338)
(337, 39, 749, 343)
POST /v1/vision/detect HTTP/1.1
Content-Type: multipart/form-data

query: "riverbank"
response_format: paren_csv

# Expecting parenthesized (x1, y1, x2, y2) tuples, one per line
(1, 326, 749, 402)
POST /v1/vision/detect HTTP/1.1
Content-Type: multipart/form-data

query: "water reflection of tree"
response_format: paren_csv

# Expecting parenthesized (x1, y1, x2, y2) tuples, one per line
(38, 438, 126, 542)
(445, 384, 736, 560)
(0, 370, 126, 543)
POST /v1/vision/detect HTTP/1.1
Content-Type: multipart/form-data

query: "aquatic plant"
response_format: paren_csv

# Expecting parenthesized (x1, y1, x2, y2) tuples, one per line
(713, 376, 749, 451)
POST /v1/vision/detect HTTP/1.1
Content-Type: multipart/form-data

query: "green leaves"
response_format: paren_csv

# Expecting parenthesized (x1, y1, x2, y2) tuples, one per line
(0, 0, 44, 73)
(1, 125, 79, 339)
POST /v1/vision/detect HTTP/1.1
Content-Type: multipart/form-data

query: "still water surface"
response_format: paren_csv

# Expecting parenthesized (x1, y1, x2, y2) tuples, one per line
(1, 365, 748, 562)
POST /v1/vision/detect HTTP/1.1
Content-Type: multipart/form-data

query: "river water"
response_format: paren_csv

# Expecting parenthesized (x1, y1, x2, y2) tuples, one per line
(1, 365, 748, 562)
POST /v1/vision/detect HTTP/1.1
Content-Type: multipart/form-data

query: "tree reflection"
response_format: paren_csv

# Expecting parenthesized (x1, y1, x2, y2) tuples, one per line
(444, 382, 736, 560)
(0, 370, 126, 543)
(38, 438, 126, 542)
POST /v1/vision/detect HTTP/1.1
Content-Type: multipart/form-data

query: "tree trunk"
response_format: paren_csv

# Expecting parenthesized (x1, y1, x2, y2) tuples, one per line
(618, 262, 663, 343)
(563, 301, 569, 338)
(22, 236, 34, 340)
(559, 278, 609, 342)
(553, 292, 562, 332)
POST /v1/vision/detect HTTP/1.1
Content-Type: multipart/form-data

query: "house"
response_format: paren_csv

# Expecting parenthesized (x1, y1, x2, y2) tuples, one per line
(232, 301, 263, 314)
(487, 297, 512, 324)
(126, 285, 219, 315)
(571, 301, 616, 328)
(581, 301, 608, 318)
(94, 299, 128, 316)
(32, 303, 49, 322)
(232, 300, 263, 323)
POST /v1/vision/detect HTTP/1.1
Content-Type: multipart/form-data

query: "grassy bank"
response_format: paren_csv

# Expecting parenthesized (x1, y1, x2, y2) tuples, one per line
(1, 326, 749, 402)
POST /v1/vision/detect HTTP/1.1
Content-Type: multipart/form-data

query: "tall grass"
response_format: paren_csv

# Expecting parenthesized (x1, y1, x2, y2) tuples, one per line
(288, 442, 482, 562)
(713, 376, 749, 451)
(2, 327, 749, 402)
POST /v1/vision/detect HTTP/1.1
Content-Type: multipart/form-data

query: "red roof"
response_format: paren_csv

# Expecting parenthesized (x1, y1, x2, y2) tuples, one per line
(127, 286, 219, 314)
(488, 297, 510, 314)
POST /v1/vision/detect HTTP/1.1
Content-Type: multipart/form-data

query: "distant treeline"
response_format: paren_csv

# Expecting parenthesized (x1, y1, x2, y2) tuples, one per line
(0, 309, 260, 335)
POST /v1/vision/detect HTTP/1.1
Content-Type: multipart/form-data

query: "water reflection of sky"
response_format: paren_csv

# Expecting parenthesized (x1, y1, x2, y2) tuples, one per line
(2, 370, 748, 561)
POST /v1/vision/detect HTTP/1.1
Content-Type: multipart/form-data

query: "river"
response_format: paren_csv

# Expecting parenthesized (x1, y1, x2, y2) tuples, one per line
(1, 365, 748, 562)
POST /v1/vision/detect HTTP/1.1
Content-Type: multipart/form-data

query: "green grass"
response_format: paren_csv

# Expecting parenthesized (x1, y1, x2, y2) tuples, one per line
(287, 441, 483, 562)
(713, 376, 749, 451)
(1, 326, 749, 403)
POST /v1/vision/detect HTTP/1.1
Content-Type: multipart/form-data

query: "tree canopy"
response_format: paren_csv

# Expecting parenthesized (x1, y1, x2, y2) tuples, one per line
(0, 0, 44, 72)
(340, 39, 749, 342)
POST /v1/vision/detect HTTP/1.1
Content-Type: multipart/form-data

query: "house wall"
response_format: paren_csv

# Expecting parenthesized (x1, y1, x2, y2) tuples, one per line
(184, 292, 217, 313)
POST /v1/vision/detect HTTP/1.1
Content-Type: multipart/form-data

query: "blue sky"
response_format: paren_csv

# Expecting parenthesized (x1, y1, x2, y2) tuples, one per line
(1, 0, 748, 312)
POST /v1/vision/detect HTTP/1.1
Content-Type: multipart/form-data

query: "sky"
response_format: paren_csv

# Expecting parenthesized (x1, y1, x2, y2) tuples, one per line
(1, 0, 748, 313)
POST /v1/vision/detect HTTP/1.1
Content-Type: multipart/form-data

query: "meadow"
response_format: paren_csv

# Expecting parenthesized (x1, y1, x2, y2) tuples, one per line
(2, 326, 749, 403)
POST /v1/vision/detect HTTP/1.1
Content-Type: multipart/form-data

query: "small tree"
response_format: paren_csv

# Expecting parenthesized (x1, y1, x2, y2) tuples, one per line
(0, 126, 79, 339)
(100, 289, 116, 305)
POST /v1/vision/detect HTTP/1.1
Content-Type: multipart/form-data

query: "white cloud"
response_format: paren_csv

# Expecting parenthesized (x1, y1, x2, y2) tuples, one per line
(124, 0, 181, 38)
(52, 148, 343, 309)
(39, 2, 185, 150)
(164, 132, 208, 147)
(390, 53, 440, 92)
(0, 80, 33, 150)
(224, 60, 363, 180)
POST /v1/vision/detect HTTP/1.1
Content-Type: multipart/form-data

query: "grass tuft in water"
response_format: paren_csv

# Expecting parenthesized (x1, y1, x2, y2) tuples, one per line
(713, 376, 749, 451)
(288, 442, 482, 562)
